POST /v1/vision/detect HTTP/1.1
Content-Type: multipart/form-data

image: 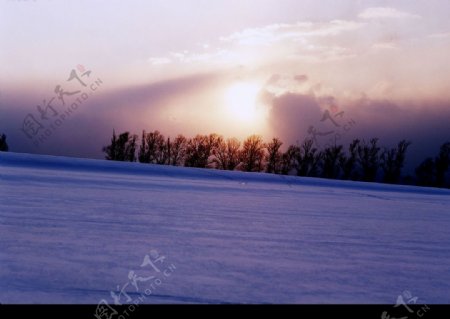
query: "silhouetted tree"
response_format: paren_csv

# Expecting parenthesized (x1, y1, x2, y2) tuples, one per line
(165, 137, 171, 165)
(129, 136, 138, 161)
(214, 137, 241, 170)
(415, 158, 435, 187)
(434, 142, 450, 188)
(265, 138, 283, 174)
(380, 140, 411, 184)
(280, 145, 299, 175)
(240, 135, 265, 172)
(206, 133, 222, 167)
(340, 139, 360, 180)
(184, 133, 222, 168)
(154, 130, 167, 164)
(212, 136, 226, 169)
(185, 135, 210, 168)
(155, 136, 169, 165)
(138, 130, 149, 163)
(226, 138, 241, 170)
(103, 130, 137, 161)
(99, 127, 448, 189)
(104, 130, 117, 160)
(415, 142, 450, 188)
(138, 130, 167, 164)
(321, 144, 344, 179)
(169, 134, 187, 166)
(297, 139, 321, 177)
(0, 133, 8, 152)
(357, 138, 380, 182)
(119, 132, 137, 162)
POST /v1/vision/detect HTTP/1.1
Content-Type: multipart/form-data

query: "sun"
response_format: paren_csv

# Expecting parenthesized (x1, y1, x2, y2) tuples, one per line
(224, 82, 261, 122)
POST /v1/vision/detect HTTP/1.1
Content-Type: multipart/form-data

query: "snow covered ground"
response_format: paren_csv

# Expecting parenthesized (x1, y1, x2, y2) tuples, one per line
(1, 152, 449, 304)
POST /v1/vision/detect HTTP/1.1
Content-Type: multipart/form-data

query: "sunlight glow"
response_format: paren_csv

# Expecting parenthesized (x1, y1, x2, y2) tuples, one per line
(224, 82, 262, 123)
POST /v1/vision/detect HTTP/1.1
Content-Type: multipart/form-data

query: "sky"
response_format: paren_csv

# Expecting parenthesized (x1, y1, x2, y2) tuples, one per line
(1, 0, 450, 173)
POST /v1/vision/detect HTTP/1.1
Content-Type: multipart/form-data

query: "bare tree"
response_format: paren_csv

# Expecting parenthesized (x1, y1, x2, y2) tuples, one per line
(185, 135, 210, 168)
(212, 136, 226, 169)
(435, 142, 450, 187)
(340, 139, 360, 180)
(416, 158, 435, 187)
(169, 134, 187, 166)
(240, 135, 265, 172)
(214, 137, 241, 170)
(415, 141, 450, 188)
(0, 133, 9, 152)
(155, 134, 168, 165)
(265, 138, 283, 174)
(138, 130, 167, 164)
(321, 144, 344, 179)
(225, 138, 241, 170)
(206, 133, 222, 167)
(138, 130, 149, 163)
(357, 138, 380, 182)
(380, 140, 411, 184)
(297, 139, 321, 177)
(281, 145, 299, 175)
(103, 130, 137, 162)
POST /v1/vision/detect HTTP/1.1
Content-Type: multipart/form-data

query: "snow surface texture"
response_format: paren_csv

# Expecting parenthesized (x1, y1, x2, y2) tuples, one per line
(1, 152, 449, 304)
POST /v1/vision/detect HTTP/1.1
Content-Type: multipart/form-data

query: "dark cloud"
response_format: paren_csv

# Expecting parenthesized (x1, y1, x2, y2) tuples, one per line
(266, 91, 450, 174)
(2, 73, 449, 176)
(294, 74, 308, 83)
(265, 91, 322, 143)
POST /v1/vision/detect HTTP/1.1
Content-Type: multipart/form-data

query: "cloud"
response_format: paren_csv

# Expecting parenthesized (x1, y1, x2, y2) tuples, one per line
(266, 74, 281, 85)
(371, 42, 399, 50)
(428, 32, 450, 39)
(147, 20, 363, 68)
(220, 20, 363, 45)
(294, 75, 308, 83)
(3, 70, 450, 176)
(263, 73, 315, 97)
(293, 45, 356, 63)
(358, 7, 421, 20)
(265, 92, 323, 144)
(265, 89, 450, 173)
(148, 49, 239, 67)
(0, 73, 221, 159)
(148, 57, 171, 66)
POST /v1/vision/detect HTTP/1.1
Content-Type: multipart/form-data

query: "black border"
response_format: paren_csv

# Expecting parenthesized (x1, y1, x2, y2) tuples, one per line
(1, 304, 449, 319)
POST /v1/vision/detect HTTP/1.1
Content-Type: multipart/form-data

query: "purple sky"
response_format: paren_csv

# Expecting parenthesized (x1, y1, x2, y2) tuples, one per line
(1, 0, 450, 173)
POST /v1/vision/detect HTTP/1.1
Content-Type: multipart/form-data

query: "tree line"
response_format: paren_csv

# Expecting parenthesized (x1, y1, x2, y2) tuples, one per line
(0, 133, 8, 152)
(102, 130, 450, 188)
